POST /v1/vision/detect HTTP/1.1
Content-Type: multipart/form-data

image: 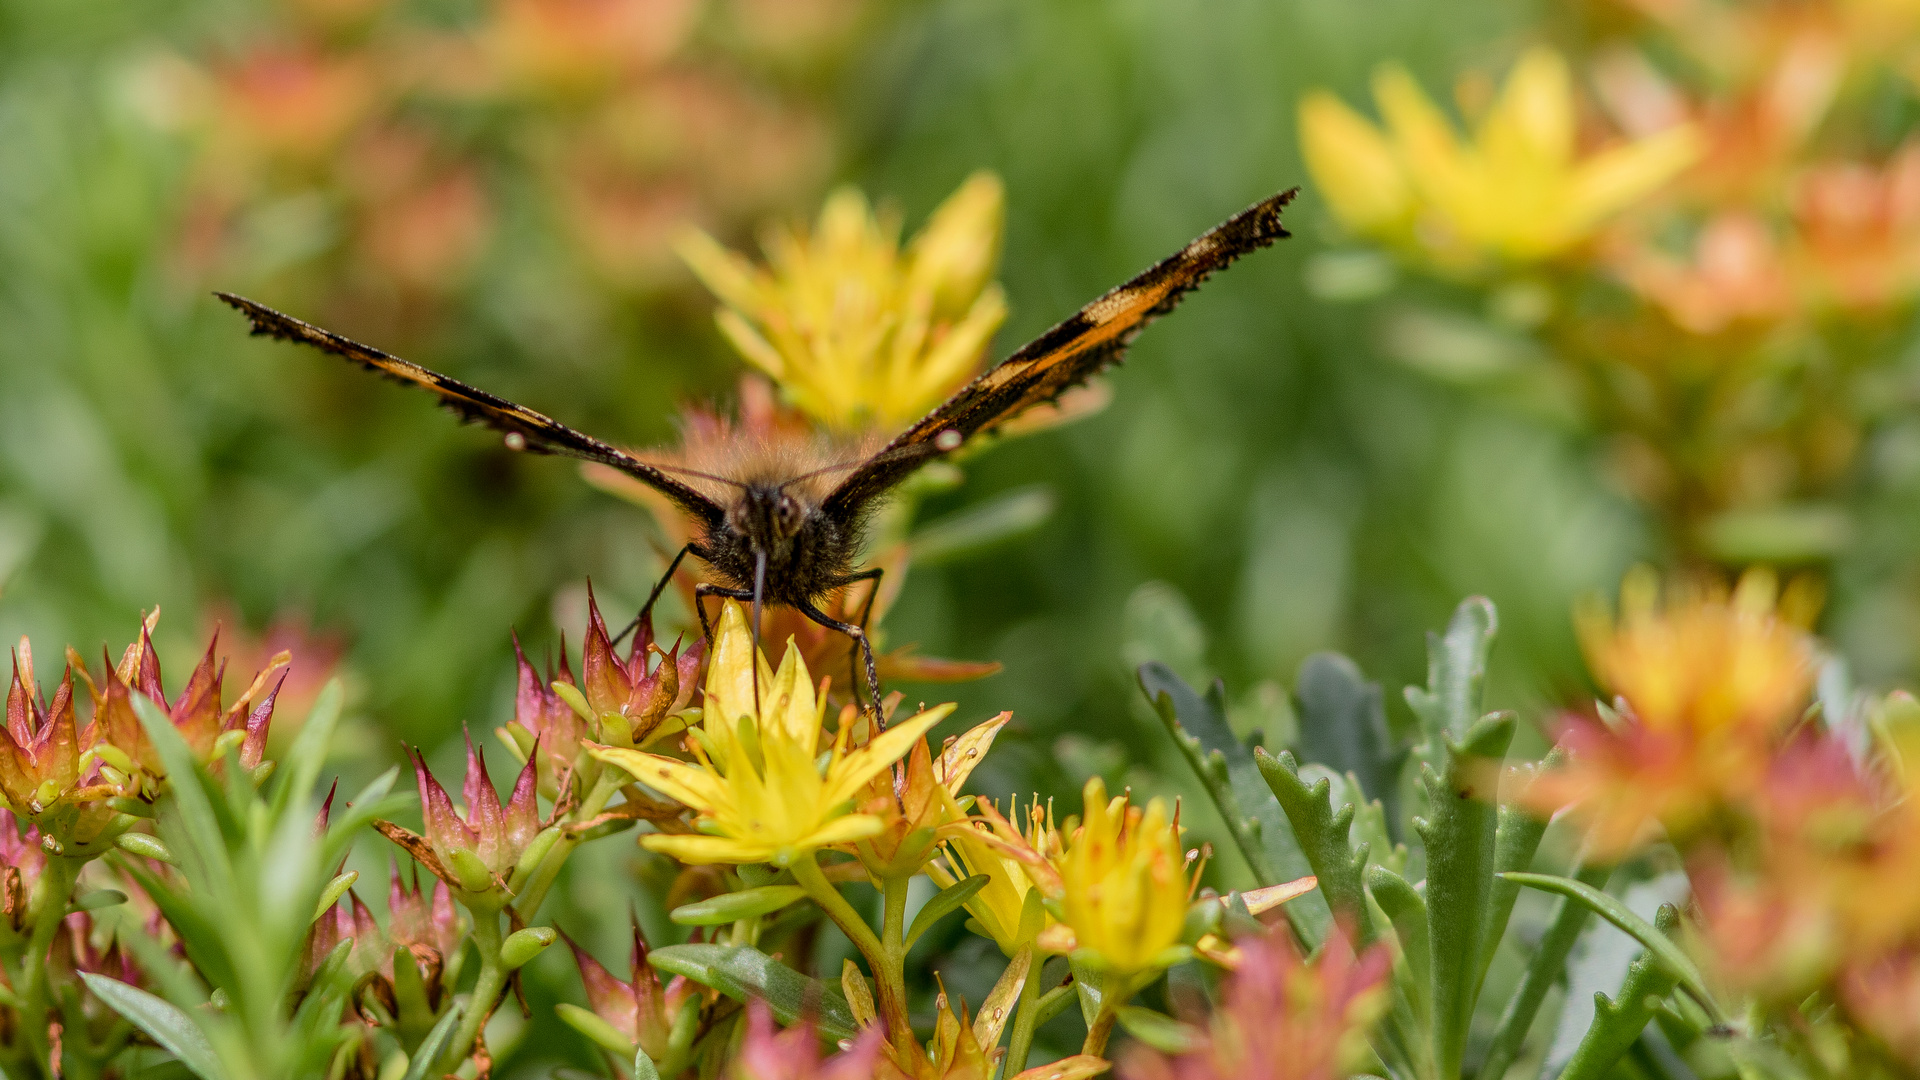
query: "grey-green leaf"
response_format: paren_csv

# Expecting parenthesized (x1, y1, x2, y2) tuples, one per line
(1402, 597, 1496, 743)
(1139, 662, 1326, 941)
(1255, 750, 1370, 941)
(1294, 652, 1404, 827)
(79, 974, 227, 1080)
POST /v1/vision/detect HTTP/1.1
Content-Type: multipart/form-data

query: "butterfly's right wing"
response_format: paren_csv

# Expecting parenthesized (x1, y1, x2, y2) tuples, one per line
(822, 187, 1296, 520)
(217, 293, 726, 530)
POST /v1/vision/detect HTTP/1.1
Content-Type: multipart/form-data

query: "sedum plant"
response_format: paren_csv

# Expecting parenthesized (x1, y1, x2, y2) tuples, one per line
(12, 569, 1920, 1080)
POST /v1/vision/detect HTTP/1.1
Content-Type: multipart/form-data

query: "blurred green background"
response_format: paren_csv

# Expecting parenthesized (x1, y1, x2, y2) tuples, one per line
(0, 0, 1625, 772)
(9, 0, 1896, 1069)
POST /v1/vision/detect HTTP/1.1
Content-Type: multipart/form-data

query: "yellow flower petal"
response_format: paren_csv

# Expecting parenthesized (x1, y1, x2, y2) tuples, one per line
(1478, 47, 1575, 173)
(641, 833, 774, 864)
(821, 703, 954, 807)
(1564, 124, 1700, 232)
(1298, 90, 1412, 235)
(795, 814, 887, 848)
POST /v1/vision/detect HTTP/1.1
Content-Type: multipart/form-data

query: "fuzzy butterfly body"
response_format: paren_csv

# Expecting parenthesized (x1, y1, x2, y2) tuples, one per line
(219, 186, 1296, 713)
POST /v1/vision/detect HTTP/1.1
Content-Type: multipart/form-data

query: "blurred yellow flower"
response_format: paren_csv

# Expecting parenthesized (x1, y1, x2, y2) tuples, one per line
(590, 602, 949, 866)
(1300, 48, 1701, 268)
(1051, 778, 1191, 976)
(678, 172, 1008, 433)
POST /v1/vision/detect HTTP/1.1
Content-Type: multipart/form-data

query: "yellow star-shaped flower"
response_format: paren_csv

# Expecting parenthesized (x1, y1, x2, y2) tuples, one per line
(591, 602, 950, 866)
(678, 172, 1008, 433)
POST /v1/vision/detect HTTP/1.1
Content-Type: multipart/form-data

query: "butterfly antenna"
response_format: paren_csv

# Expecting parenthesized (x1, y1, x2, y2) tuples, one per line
(750, 548, 767, 715)
(646, 461, 748, 489)
(776, 459, 865, 490)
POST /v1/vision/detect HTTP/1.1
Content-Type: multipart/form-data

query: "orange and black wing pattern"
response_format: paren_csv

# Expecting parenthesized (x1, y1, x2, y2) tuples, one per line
(216, 293, 726, 529)
(822, 187, 1297, 518)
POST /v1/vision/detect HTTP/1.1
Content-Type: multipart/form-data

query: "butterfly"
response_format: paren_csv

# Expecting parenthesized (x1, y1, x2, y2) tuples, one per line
(218, 186, 1295, 721)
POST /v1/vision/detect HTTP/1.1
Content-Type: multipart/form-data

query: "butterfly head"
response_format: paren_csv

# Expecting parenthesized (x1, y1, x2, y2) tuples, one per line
(731, 484, 809, 545)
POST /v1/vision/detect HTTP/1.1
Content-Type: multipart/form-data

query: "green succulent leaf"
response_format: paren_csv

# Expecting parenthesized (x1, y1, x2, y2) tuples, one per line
(79, 973, 228, 1080)
(670, 885, 808, 927)
(1475, 755, 1558, 991)
(1502, 872, 1721, 1022)
(401, 1003, 465, 1080)
(1415, 711, 1515, 1080)
(1116, 1006, 1203, 1054)
(557, 1003, 637, 1057)
(1366, 864, 1430, 1029)
(648, 944, 857, 1041)
(1477, 861, 1614, 1080)
(1255, 750, 1371, 941)
(906, 874, 989, 948)
(115, 832, 174, 863)
(500, 926, 558, 969)
(1557, 905, 1686, 1080)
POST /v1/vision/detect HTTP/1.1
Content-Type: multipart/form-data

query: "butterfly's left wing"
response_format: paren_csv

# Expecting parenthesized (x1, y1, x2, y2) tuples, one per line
(822, 187, 1296, 520)
(217, 292, 728, 529)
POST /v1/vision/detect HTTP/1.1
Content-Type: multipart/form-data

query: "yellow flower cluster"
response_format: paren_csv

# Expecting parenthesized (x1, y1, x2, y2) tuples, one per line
(591, 602, 950, 866)
(679, 172, 1008, 433)
(1049, 778, 1193, 976)
(1299, 48, 1700, 269)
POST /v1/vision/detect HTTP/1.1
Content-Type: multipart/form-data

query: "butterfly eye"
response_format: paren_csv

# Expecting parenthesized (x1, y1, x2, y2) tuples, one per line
(774, 494, 803, 535)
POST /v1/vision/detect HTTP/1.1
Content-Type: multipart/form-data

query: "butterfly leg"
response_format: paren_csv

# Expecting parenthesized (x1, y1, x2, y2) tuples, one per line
(795, 598, 884, 731)
(693, 582, 754, 651)
(612, 543, 706, 647)
(831, 569, 885, 712)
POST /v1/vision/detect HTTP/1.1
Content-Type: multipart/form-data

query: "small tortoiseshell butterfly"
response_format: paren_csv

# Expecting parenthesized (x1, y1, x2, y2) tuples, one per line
(220, 187, 1296, 718)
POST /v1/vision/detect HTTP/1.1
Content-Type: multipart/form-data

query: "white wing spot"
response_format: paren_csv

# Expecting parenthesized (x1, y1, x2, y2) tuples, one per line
(935, 429, 963, 451)
(504, 432, 528, 451)
(1084, 289, 1139, 324)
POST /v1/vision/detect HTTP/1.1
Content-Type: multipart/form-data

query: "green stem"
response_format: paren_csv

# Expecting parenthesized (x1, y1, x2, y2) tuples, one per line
(19, 856, 82, 1077)
(1002, 948, 1046, 1079)
(441, 913, 507, 1074)
(879, 876, 915, 1057)
(791, 855, 913, 1057)
(513, 771, 624, 919)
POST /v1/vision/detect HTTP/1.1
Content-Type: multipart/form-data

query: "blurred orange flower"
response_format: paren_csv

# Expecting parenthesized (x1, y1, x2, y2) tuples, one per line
(1526, 567, 1818, 856)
